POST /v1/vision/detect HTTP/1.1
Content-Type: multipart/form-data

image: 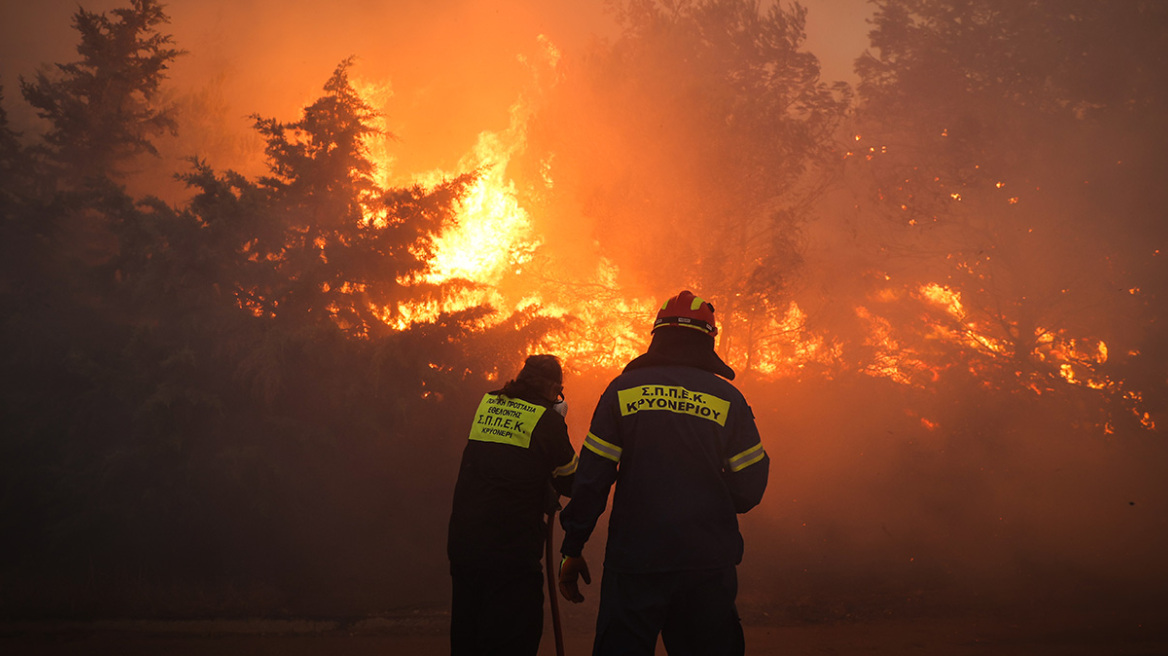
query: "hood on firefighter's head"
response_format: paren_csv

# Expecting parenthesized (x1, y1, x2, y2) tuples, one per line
(626, 323, 736, 381)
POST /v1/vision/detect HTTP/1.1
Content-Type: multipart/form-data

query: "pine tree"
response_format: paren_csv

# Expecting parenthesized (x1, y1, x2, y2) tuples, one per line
(20, 0, 182, 183)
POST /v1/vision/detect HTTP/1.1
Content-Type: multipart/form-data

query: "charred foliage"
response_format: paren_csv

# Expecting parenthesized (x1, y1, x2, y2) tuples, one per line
(0, 0, 1165, 623)
(0, 6, 554, 618)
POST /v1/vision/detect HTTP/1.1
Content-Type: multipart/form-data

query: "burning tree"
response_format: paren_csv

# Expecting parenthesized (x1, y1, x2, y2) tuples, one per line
(827, 0, 1168, 431)
(3, 0, 1165, 622)
(155, 60, 562, 399)
(1, 22, 559, 610)
(513, 0, 851, 375)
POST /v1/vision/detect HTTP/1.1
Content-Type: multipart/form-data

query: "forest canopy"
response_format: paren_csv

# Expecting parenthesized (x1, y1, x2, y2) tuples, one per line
(1, 0, 1164, 619)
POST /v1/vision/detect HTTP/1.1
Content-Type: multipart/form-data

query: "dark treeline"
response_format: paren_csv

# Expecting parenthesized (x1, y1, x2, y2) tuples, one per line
(2, 0, 1167, 621)
(0, 0, 557, 617)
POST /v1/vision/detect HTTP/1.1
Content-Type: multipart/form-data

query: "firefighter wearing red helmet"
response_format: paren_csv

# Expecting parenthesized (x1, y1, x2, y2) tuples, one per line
(558, 291, 769, 655)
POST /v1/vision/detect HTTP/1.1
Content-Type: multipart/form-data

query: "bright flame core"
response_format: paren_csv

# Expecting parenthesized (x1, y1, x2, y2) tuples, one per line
(343, 51, 1150, 430)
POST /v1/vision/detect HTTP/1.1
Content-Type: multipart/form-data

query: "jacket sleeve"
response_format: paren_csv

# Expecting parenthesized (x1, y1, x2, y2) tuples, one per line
(537, 411, 578, 498)
(558, 385, 621, 557)
(722, 401, 769, 513)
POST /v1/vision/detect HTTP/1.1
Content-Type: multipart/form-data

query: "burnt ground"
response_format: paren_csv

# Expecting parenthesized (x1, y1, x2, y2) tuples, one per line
(2, 605, 1166, 655)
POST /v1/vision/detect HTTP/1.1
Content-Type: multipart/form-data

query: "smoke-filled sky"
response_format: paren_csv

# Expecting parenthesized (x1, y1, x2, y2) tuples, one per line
(4, 0, 1165, 624)
(0, 0, 870, 179)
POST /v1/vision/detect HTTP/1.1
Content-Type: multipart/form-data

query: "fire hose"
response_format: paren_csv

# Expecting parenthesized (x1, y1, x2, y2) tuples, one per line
(546, 507, 566, 656)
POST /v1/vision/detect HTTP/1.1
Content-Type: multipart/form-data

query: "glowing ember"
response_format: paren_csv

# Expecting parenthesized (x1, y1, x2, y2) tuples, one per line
(336, 54, 1154, 433)
(731, 302, 842, 378)
(914, 283, 1009, 358)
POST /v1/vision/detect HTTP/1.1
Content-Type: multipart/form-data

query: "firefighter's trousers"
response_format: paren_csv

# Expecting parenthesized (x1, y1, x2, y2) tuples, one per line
(450, 564, 544, 656)
(591, 565, 744, 655)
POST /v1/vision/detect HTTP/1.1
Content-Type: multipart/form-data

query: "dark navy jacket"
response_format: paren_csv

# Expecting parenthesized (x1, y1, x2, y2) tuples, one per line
(560, 332, 769, 572)
(448, 387, 577, 573)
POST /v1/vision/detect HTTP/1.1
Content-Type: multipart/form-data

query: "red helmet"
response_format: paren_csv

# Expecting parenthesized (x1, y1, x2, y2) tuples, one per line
(653, 290, 717, 336)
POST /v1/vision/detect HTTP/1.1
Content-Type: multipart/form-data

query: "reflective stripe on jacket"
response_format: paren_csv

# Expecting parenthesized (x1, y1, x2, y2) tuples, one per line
(561, 365, 768, 572)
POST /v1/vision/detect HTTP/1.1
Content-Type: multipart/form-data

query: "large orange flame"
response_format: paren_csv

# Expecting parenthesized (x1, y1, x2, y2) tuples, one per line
(343, 48, 1151, 431)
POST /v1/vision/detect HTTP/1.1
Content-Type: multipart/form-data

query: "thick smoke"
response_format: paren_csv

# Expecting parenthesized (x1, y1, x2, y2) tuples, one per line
(1, 0, 621, 198)
(2, 0, 1164, 625)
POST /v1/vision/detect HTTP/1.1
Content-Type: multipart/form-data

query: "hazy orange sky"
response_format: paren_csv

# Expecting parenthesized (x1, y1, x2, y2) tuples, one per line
(3, 3, 1166, 619)
(0, 0, 871, 178)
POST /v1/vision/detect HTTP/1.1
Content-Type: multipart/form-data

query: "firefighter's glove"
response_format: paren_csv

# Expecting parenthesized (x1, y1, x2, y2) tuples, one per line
(558, 555, 591, 603)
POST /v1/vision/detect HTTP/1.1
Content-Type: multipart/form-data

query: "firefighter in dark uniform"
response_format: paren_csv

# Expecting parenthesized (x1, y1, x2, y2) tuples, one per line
(448, 354, 578, 656)
(558, 291, 769, 656)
